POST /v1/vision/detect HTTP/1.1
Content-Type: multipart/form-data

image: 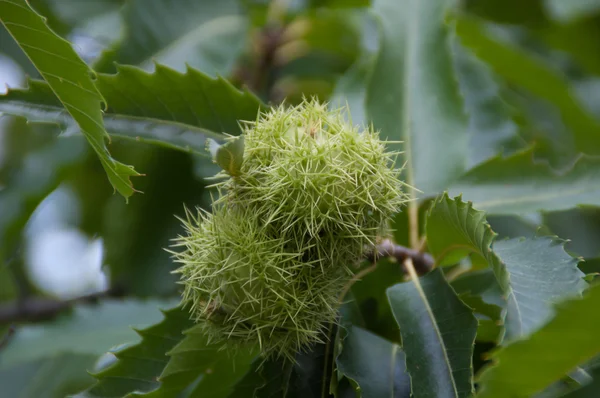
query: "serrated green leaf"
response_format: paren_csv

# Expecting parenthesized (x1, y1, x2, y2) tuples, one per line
(0, 299, 177, 368)
(144, 324, 258, 397)
(0, 64, 263, 156)
(544, 207, 600, 258)
(448, 149, 600, 215)
(94, 0, 245, 76)
(386, 268, 477, 398)
(476, 283, 600, 398)
(0, 353, 97, 398)
(453, 13, 600, 158)
(336, 325, 410, 398)
(426, 194, 587, 341)
(76, 306, 193, 398)
(366, 0, 468, 194)
(0, 0, 139, 199)
(494, 238, 588, 339)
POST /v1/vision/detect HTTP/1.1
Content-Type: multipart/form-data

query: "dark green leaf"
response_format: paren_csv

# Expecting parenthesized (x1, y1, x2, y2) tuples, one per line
(0, 0, 139, 199)
(543, 207, 600, 258)
(451, 269, 504, 342)
(77, 306, 193, 398)
(148, 324, 258, 397)
(476, 283, 600, 398)
(451, 269, 505, 311)
(94, 0, 246, 76)
(0, 265, 17, 302)
(505, 85, 579, 169)
(0, 264, 18, 341)
(0, 65, 263, 155)
(309, 0, 371, 7)
(100, 147, 208, 296)
(0, 353, 97, 398)
(237, 338, 337, 398)
(426, 194, 587, 340)
(458, 293, 503, 343)
(336, 325, 410, 398)
(1, 299, 177, 367)
(449, 149, 600, 215)
(350, 259, 406, 342)
(561, 363, 600, 397)
(450, 38, 523, 168)
(544, 0, 600, 22)
(366, 0, 468, 195)
(454, 14, 600, 158)
(387, 268, 477, 398)
(462, 0, 546, 25)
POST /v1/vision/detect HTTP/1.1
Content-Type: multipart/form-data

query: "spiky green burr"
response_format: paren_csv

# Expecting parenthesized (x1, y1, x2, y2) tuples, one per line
(172, 99, 408, 360)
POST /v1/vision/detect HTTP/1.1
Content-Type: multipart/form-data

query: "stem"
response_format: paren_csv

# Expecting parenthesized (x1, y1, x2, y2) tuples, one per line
(403, 256, 419, 283)
(408, 199, 419, 249)
(0, 288, 123, 325)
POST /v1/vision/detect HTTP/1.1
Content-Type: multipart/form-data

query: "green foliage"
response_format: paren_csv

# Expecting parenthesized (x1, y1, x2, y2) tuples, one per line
(366, 0, 468, 194)
(3, 0, 600, 396)
(454, 13, 600, 159)
(336, 325, 410, 397)
(477, 283, 600, 398)
(0, 65, 263, 155)
(0, 0, 139, 199)
(150, 325, 257, 397)
(0, 299, 176, 367)
(449, 149, 600, 215)
(0, 353, 98, 398)
(76, 306, 192, 397)
(387, 269, 477, 398)
(426, 194, 587, 340)
(93, 0, 245, 75)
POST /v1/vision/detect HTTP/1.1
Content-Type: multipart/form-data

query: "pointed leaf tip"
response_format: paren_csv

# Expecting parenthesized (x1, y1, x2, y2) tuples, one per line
(0, 0, 139, 199)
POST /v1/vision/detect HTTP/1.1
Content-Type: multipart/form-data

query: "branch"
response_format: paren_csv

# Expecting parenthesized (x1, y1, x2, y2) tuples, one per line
(0, 287, 123, 325)
(366, 239, 434, 276)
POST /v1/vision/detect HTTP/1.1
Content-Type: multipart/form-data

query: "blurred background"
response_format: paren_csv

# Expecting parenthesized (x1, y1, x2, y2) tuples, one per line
(2, 0, 600, 396)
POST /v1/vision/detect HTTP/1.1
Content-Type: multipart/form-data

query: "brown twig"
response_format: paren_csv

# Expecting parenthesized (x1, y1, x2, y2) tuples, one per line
(0, 287, 123, 325)
(249, 25, 284, 97)
(366, 239, 434, 276)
